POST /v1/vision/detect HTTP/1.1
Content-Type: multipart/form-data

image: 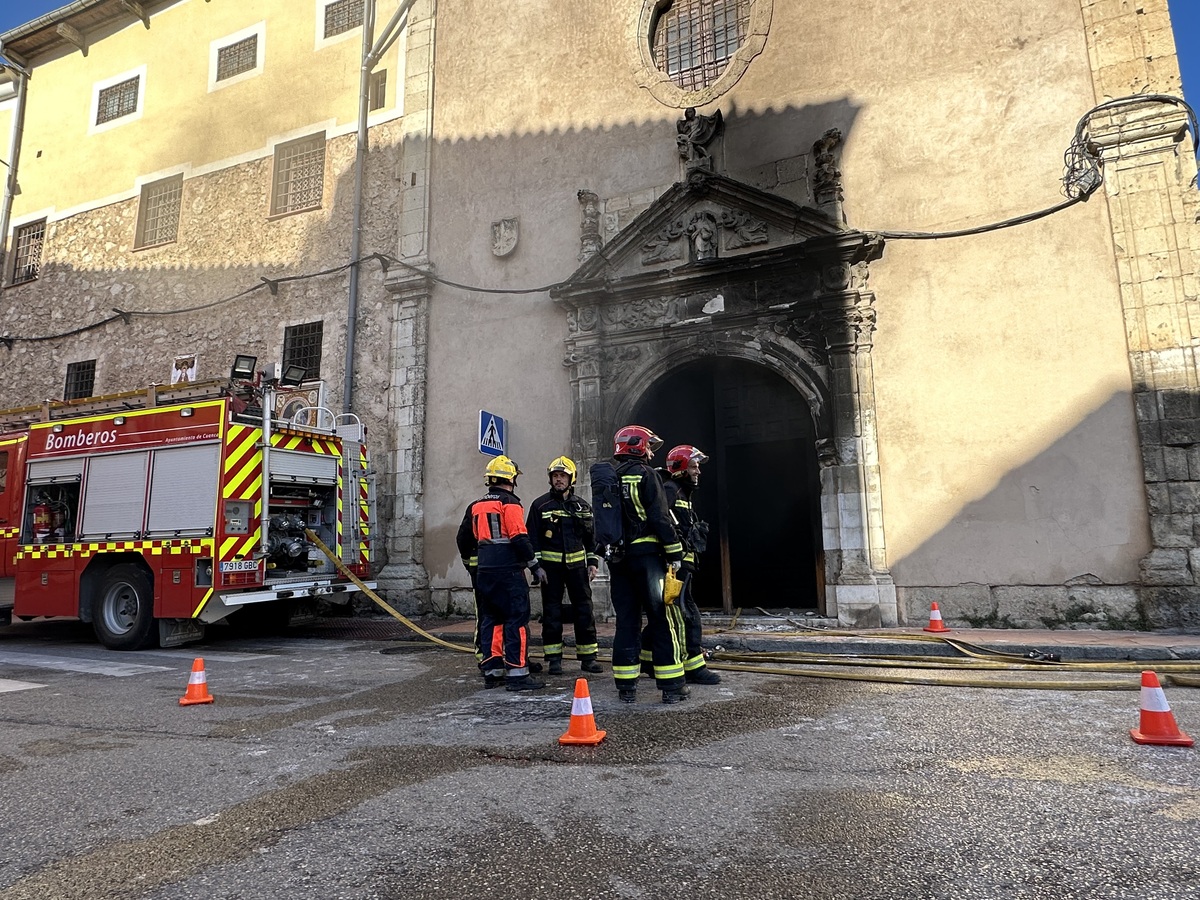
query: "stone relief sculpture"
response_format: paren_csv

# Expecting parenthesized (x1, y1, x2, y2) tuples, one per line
(641, 220, 685, 264)
(812, 128, 845, 223)
(676, 107, 724, 172)
(719, 209, 769, 249)
(577, 190, 603, 262)
(687, 212, 719, 261)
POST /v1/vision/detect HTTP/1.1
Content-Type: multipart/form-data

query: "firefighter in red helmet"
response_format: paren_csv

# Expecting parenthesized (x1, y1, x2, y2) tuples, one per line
(608, 425, 688, 704)
(526, 456, 603, 675)
(456, 455, 547, 691)
(662, 444, 720, 685)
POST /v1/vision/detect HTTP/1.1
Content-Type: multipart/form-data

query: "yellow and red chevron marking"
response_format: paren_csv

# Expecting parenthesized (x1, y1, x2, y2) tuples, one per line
(221, 423, 263, 563)
(269, 431, 341, 455)
(358, 444, 371, 565)
(0, 526, 19, 540)
(17, 538, 214, 561)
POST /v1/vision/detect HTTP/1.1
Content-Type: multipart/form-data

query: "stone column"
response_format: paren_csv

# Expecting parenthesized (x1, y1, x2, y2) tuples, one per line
(1081, 0, 1200, 626)
(376, 268, 431, 607)
(811, 240, 895, 627)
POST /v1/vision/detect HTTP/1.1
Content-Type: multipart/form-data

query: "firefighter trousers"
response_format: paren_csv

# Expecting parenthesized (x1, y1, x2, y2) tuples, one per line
(640, 570, 705, 672)
(610, 553, 684, 691)
(475, 567, 533, 678)
(540, 563, 599, 660)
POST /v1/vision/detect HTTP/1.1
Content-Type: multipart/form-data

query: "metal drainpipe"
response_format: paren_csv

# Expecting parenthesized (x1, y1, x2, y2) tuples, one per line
(0, 53, 30, 279)
(344, 0, 417, 415)
(260, 380, 274, 558)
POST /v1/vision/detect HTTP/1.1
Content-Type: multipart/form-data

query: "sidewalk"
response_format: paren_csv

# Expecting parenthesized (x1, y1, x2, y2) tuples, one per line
(311, 613, 1200, 662)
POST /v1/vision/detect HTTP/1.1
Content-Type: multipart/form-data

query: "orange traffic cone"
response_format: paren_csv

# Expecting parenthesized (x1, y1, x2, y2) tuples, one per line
(559, 678, 606, 746)
(922, 602, 950, 633)
(179, 657, 215, 706)
(1130, 670, 1193, 747)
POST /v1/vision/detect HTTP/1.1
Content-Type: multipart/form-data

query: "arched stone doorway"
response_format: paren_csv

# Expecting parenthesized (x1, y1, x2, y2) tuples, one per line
(631, 357, 824, 613)
(551, 170, 898, 626)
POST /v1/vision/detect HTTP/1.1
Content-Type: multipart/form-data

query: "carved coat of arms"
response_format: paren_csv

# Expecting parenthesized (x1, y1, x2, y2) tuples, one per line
(491, 217, 519, 257)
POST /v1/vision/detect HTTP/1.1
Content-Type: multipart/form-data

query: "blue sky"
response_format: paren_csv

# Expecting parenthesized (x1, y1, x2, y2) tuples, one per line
(0, 1, 1198, 114)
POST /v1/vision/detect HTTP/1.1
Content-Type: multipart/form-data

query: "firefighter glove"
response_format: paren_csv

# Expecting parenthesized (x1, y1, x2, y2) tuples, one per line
(531, 566, 548, 586)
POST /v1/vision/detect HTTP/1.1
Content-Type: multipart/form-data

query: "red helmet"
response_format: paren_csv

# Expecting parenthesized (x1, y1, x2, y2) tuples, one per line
(666, 445, 709, 476)
(613, 425, 663, 460)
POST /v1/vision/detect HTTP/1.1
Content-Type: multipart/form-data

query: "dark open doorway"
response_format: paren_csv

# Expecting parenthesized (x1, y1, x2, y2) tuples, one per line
(631, 358, 824, 613)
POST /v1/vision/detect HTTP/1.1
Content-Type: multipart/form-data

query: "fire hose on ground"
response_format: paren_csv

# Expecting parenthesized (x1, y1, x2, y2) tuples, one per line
(306, 531, 1200, 692)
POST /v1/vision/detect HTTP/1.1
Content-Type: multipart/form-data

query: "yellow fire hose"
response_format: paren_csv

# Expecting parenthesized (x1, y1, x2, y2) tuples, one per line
(307, 531, 1200, 691)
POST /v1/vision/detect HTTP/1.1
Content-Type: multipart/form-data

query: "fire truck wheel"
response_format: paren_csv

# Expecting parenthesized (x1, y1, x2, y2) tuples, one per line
(93, 564, 157, 651)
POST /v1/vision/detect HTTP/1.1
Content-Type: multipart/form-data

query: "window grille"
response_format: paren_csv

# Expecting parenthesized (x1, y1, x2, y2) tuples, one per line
(323, 0, 364, 38)
(135, 175, 183, 248)
(271, 134, 325, 215)
(96, 76, 139, 125)
(283, 321, 323, 380)
(651, 0, 751, 92)
(10, 220, 45, 285)
(369, 69, 387, 111)
(64, 360, 97, 401)
(216, 34, 258, 81)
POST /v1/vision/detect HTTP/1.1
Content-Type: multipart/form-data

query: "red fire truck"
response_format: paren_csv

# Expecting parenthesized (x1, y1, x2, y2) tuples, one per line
(0, 377, 375, 649)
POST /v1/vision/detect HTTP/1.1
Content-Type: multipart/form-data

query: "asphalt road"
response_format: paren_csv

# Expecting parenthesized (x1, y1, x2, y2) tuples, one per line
(1, 620, 1198, 900)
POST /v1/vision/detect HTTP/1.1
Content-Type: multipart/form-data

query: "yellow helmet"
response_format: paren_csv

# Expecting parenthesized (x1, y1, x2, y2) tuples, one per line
(547, 455, 577, 486)
(485, 455, 521, 485)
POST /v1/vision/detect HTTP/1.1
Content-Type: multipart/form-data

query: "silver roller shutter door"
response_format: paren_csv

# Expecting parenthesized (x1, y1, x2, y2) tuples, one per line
(270, 449, 337, 485)
(147, 443, 220, 534)
(27, 458, 85, 481)
(82, 452, 149, 537)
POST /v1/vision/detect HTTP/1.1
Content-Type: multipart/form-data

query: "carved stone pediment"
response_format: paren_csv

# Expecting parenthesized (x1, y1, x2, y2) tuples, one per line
(553, 172, 848, 301)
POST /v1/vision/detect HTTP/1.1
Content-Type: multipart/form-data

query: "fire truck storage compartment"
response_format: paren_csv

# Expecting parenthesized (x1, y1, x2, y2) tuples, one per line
(25, 457, 84, 544)
(80, 451, 149, 539)
(146, 444, 219, 536)
(266, 480, 338, 575)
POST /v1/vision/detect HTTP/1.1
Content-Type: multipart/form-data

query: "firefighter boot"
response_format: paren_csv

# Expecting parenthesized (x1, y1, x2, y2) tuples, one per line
(686, 666, 721, 685)
(547, 656, 563, 676)
(506, 675, 546, 692)
(661, 684, 691, 705)
(580, 656, 604, 674)
(618, 685, 638, 703)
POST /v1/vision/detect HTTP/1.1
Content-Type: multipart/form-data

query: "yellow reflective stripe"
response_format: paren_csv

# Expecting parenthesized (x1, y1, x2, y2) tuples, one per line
(654, 663, 685, 679)
(539, 551, 565, 562)
(612, 664, 641, 680)
(576, 644, 598, 656)
(543, 643, 564, 655)
(564, 550, 586, 563)
(663, 541, 683, 555)
(684, 654, 707, 671)
(621, 474, 646, 520)
(674, 499, 691, 509)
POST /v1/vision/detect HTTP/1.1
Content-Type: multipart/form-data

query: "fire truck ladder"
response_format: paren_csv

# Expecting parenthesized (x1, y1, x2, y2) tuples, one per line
(0, 378, 234, 430)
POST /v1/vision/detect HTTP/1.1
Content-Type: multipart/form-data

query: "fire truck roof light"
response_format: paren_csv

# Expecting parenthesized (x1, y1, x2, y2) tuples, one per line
(113, 416, 125, 425)
(280, 364, 306, 387)
(230, 354, 258, 380)
(180, 407, 194, 417)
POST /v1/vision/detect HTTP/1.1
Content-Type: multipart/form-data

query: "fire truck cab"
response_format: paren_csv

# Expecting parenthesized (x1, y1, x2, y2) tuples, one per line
(0, 377, 376, 650)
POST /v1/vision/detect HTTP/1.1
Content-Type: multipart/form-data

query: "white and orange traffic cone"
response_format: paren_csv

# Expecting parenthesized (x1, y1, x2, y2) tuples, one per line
(179, 657, 215, 706)
(922, 602, 950, 633)
(559, 677, 606, 746)
(1130, 670, 1193, 747)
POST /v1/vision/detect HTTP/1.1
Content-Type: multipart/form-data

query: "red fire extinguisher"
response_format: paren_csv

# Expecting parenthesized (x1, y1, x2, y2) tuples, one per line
(33, 500, 51, 543)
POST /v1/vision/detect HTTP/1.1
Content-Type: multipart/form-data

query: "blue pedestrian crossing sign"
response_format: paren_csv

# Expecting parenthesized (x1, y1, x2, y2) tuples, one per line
(478, 410, 506, 457)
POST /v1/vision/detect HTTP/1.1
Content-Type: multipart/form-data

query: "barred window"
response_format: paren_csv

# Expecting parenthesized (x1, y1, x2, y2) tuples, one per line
(135, 175, 183, 249)
(216, 35, 258, 81)
(283, 321, 323, 381)
(9, 219, 45, 285)
(271, 134, 325, 215)
(323, 0, 364, 38)
(96, 76, 139, 125)
(64, 360, 97, 401)
(369, 68, 387, 111)
(651, 0, 751, 92)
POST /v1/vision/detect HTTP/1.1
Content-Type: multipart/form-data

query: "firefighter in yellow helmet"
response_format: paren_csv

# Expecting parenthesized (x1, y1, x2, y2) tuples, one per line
(456, 455, 547, 691)
(525, 456, 603, 676)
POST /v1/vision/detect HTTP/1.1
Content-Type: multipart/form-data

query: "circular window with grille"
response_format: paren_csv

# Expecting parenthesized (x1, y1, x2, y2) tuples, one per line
(632, 0, 772, 107)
